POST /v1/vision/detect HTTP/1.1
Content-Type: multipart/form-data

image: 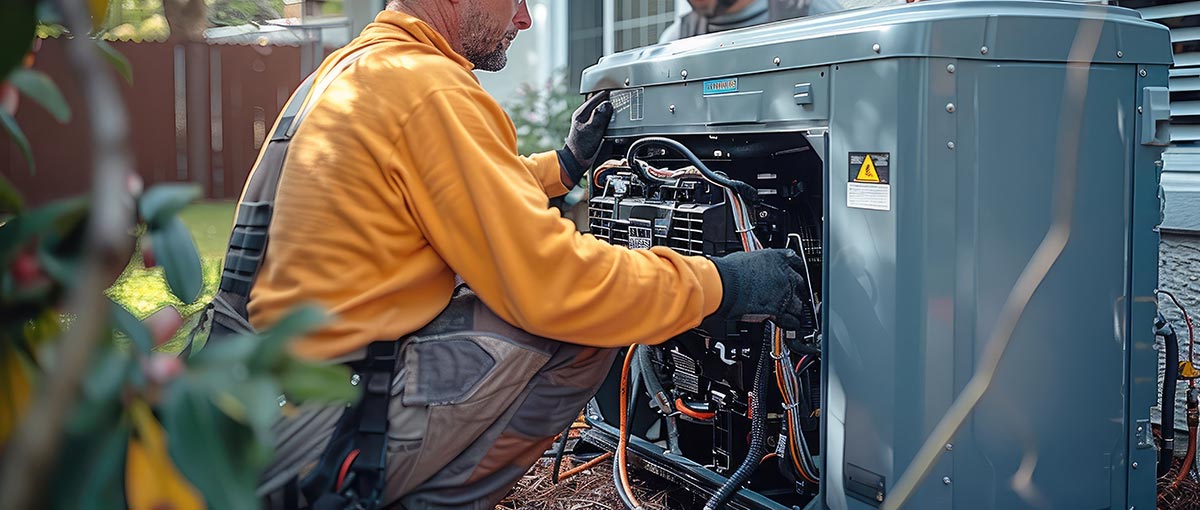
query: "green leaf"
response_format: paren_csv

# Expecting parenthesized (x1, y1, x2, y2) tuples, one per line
(53, 409, 128, 510)
(0, 172, 22, 214)
(138, 183, 200, 228)
(149, 217, 202, 303)
(0, 0, 35, 82)
(8, 68, 70, 123)
(93, 39, 132, 84)
(227, 376, 282, 445)
(278, 361, 356, 404)
(36, 208, 89, 284)
(188, 334, 256, 367)
(161, 382, 263, 510)
(110, 300, 153, 355)
(251, 305, 327, 371)
(83, 345, 130, 403)
(0, 196, 89, 266)
(0, 108, 34, 174)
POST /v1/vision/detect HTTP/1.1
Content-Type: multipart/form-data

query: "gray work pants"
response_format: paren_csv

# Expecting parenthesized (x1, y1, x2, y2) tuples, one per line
(258, 291, 617, 509)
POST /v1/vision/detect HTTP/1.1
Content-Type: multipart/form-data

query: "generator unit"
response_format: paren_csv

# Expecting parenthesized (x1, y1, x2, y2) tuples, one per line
(577, 1, 1172, 509)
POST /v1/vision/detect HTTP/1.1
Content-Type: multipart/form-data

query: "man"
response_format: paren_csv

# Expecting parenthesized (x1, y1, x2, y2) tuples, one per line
(660, 0, 772, 43)
(249, 0, 809, 508)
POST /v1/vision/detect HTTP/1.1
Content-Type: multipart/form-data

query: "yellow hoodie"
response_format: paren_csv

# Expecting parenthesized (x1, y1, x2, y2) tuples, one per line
(247, 10, 723, 360)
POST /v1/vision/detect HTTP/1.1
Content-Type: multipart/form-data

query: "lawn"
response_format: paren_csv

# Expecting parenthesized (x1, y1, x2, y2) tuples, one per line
(106, 201, 235, 353)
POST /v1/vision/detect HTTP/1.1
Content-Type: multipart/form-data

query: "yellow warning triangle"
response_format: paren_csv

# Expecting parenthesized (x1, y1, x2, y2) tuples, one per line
(856, 155, 880, 183)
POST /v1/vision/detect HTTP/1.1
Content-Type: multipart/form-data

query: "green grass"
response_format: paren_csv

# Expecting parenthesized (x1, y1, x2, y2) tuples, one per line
(106, 201, 236, 353)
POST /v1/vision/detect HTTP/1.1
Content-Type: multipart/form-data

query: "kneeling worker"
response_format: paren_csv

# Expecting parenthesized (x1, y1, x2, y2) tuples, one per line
(238, 1, 809, 508)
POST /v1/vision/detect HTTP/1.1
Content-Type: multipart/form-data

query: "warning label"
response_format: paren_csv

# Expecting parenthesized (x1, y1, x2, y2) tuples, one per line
(847, 152, 890, 211)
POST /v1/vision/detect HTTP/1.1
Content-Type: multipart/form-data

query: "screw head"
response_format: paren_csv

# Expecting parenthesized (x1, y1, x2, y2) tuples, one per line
(947, 141, 956, 150)
(774, 57, 781, 65)
(947, 63, 956, 73)
(624, 78, 631, 86)
(714, 150, 724, 157)
(759, 210, 769, 219)
(1117, 50, 1124, 58)
(946, 103, 956, 113)
(1138, 426, 1144, 432)
(681, 69, 688, 78)
(350, 373, 361, 386)
(872, 43, 881, 53)
(980, 46, 989, 55)
(945, 443, 954, 451)
(943, 477, 952, 485)
(1138, 106, 1144, 114)
(277, 395, 287, 407)
(1140, 69, 1148, 77)
(1133, 462, 1140, 469)
(669, 104, 676, 114)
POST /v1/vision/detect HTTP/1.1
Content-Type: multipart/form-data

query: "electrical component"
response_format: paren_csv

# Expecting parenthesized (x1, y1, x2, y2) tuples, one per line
(587, 134, 824, 508)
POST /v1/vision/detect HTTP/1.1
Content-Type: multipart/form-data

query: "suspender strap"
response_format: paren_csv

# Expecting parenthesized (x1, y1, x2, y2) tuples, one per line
(301, 341, 401, 510)
(216, 48, 374, 306)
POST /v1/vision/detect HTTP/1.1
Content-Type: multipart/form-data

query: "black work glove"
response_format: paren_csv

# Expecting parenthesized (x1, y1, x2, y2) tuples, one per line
(557, 90, 614, 188)
(701, 249, 808, 333)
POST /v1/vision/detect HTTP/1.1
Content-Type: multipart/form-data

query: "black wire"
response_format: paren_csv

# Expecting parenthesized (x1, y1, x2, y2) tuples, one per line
(625, 137, 758, 202)
(613, 451, 637, 509)
(704, 325, 773, 510)
(550, 421, 572, 483)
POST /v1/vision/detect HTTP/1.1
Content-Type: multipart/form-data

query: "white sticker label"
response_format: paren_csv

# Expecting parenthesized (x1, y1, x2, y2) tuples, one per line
(847, 182, 891, 211)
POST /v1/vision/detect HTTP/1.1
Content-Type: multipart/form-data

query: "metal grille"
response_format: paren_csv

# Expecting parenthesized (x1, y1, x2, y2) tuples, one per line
(587, 197, 713, 256)
(669, 348, 701, 394)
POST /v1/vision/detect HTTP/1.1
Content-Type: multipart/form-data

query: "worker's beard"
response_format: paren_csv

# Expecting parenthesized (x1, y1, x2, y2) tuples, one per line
(461, 16, 515, 72)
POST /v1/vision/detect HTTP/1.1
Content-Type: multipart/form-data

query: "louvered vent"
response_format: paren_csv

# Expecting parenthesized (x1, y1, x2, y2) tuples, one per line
(1121, 0, 1200, 233)
(1124, 0, 1200, 143)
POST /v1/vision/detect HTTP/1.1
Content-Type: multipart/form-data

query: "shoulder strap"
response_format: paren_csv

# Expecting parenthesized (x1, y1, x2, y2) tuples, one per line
(215, 47, 373, 311)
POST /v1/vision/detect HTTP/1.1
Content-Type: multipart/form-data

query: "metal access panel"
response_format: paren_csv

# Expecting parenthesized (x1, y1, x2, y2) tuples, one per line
(580, 1, 1172, 509)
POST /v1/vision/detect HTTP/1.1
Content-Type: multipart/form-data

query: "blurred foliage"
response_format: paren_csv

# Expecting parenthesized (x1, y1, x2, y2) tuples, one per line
(0, 2, 353, 509)
(505, 74, 583, 157)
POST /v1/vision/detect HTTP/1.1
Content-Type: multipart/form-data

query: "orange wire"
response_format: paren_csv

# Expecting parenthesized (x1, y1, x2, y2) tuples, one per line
(557, 452, 614, 482)
(760, 452, 779, 464)
(675, 399, 716, 420)
(773, 328, 819, 484)
(618, 348, 642, 507)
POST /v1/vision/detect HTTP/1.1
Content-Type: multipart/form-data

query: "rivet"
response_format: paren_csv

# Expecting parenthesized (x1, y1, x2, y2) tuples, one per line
(1140, 69, 1148, 77)
(774, 57, 781, 65)
(351, 374, 361, 386)
(945, 443, 954, 451)
(681, 69, 688, 78)
(980, 46, 989, 55)
(947, 141, 956, 150)
(946, 103, 956, 113)
(1133, 462, 1140, 469)
(943, 477, 952, 485)
(947, 63, 956, 73)
(872, 43, 881, 53)
(625, 78, 630, 86)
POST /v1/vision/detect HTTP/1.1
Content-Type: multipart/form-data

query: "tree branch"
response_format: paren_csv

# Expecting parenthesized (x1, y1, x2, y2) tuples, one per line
(0, 0, 134, 505)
